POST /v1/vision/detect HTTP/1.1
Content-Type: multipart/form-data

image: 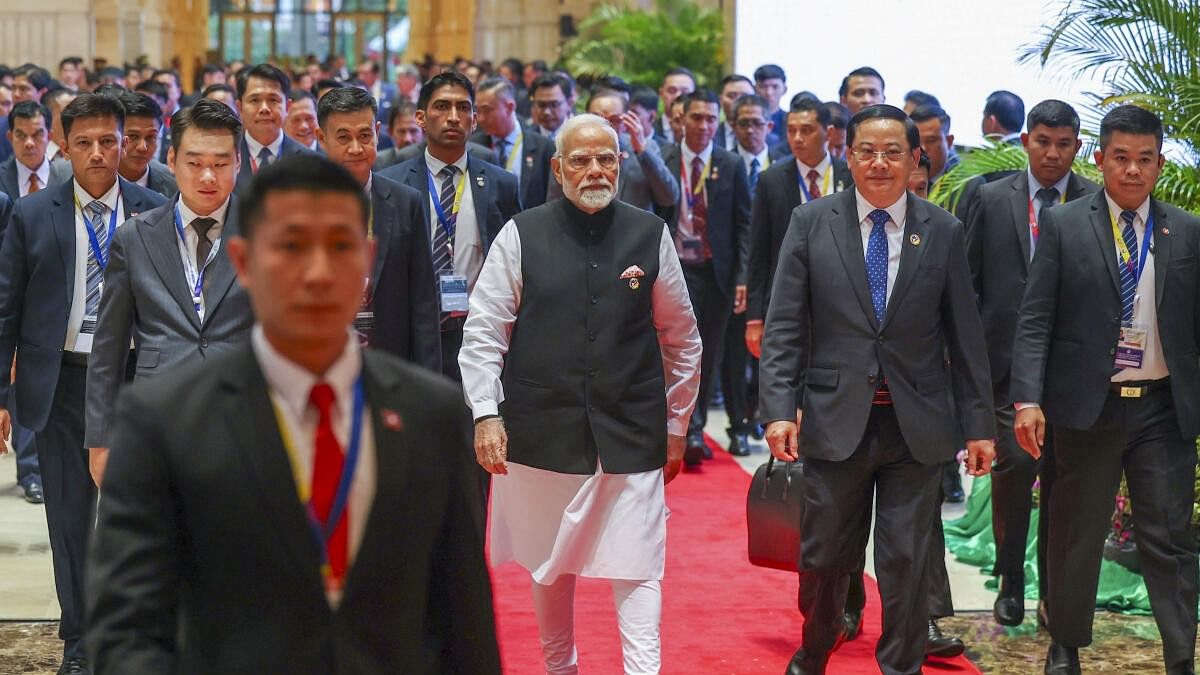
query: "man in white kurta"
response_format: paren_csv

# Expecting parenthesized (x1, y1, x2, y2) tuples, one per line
(460, 114, 701, 675)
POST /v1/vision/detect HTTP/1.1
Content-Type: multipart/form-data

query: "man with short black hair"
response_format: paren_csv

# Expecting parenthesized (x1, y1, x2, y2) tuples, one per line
(284, 88, 320, 152)
(1, 100, 54, 199)
(0, 92, 165, 675)
(903, 90, 940, 115)
(654, 67, 696, 145)
(529, 73, 573, 139)
(44, 88, 77, 162)
(12, 64, 51, 103)
(982, 90, 1025, 143)
(354, 58, 397, 123)
(659, 88, 751, 466)
(909, 103, 958, 186)
(471, 77, 555, 209)
(824, 101, 850, 160)
(838, 66, 886, 114)
(58, 57, 84, 93)
(315, 86, 439, 370)
(753, 64, 788, 133)
(630, 86, 660, 145)
(374, 100, 424, 169)
(717, 74, 755, 152)
(201, 83, 238, 113)
(235, 63, 312, 190)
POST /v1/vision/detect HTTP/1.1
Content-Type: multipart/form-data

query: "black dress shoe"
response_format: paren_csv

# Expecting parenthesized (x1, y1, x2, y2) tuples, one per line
(57, 657, 90, 675)
(1043, 642, 1080, 675)
(1037, 598, 1049, 630)
(684, 436, 704, 468)
(784, 647, 825, 675)
(926, 618, 965, 658)
(993, 576, 1025, 626)
(1166, 662, 1196, 675)
(728, 433, 752, 456)
(842, 609, 863, 641)
(23, 480, 44, 504)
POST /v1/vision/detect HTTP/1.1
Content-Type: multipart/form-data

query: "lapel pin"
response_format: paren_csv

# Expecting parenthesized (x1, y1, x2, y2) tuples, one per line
(525, 156, 534, 168)
(909, 233, 921, 246)
(710, 166, 720, 182)
(629, 278, 640, 290)
(381, 409, 404, 432)
(1162, 227, 1170, 236)
(476, 175, 486, 188)
(836, 181, 845, 192)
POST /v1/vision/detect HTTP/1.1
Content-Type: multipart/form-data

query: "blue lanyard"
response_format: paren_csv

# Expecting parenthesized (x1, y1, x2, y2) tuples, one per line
(306, 377, 365, 548)
(173, 205, 218, 312)
(80, 199, 119, 270)
(426, 169, 463, 241)
(796, 166, 828, 204)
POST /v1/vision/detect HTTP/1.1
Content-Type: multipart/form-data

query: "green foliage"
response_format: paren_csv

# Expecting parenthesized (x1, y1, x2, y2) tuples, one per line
(927, 142, 1102, 213)
(561, 0, 726, 90)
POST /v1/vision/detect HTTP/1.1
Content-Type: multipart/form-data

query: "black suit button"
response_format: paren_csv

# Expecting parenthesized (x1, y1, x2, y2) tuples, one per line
(591, 296, 599, 305)
(200, 338, 209, 348)
(876, 336, 884, 344)
(590, 262, 598, 269)
(588, 334, 596, 342)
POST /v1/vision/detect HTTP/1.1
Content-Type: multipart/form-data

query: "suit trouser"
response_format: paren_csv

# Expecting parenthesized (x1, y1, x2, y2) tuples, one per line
(10, 393, 39, 487)
(798, 406, 940, 675)
(990, 399, 1054, 599)
(680, 262, 730, 438)
(37, 362, 94, 659)
(440, 321, 465, 381)
(1047, 384, 1197, 669)
(719, 311, 756, 435)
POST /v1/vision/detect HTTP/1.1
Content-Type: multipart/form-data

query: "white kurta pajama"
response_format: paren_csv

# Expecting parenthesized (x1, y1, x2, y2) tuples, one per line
(460, 216, 701, 674)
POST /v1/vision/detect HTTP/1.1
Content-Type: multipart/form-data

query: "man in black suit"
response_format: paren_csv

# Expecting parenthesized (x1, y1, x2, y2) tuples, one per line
(471, 77, 554, 210)
(372, 101, 424, 170)
(0, 93, 165, 675)
(716, 74, 755, 152)
(1011, 105, 1200, 675)
(86, 154, 500, 674)
(760, 105, 995, 675)
(378, 71, 521, 381)
(528, 73, 573, 140)
(235, 63, 313, 192)
(965, 99, 1100, 630)
(653, 67, 695, 145)
(657, 88, 751, 465)
(1, 100, 54, 200)
(316, 86, 440, 371)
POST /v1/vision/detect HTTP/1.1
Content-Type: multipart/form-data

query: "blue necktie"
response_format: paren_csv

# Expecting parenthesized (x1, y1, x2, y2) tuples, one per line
(866, 209, 890, 324)
(748, 157, 760, 193)
(1118, 210, 1138, 324)
(256, 146, 271, 172)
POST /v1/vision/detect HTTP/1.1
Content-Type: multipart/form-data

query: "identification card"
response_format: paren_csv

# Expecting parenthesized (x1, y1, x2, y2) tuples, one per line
(1115, 323, 1147, 369)
(439, 274, 470, 315)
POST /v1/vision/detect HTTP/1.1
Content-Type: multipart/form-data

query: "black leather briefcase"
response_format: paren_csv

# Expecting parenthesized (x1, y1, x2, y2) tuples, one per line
(746, 456, 805, 571)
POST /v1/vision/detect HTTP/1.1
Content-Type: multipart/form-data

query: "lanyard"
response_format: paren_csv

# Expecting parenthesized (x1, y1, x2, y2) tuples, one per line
(271, 376, 366, 575)
(503, 129, 524, 173)
(426, 168, 467, 240)
(75, 195, 119, 270)
(1111, 210, 1154, 284)
(1026, 188, 1067, 239)
(796, 164, 832, 204)
(173, 205, 221, 314)
(680, 153, 712, 209)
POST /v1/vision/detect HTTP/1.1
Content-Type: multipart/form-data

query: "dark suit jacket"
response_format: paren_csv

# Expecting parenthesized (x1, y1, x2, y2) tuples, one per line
(469, 124, 555, 209)
(0, 118, 11, 162)
(83, 196, 255, 448)
(375, 141, 498, 171)
(235, 133, 314, 192)
(965, 170, 1099, 394)
(746, 155, 853, 321)
(378, 152, 521, 255)
(656, 143, 752, 296)
(368, 173, 441, 372)
(0, 192, 10, 237)
(759, 189, 995, 463)
(86, 344, 500, 674)
(0, 179, 165, 431)
(1010, 191, 1200, 437)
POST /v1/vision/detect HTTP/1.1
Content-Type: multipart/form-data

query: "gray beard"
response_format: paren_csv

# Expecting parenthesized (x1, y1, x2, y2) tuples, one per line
(578, 186, 615, 210)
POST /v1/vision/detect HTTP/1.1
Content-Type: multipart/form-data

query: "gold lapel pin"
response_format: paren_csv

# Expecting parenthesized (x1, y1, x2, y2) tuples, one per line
(629, 278, 640, 290)
(909, 233, 921, 246)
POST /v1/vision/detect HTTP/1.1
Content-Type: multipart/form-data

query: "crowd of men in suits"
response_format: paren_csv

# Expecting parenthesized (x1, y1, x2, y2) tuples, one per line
(0, 52, 1196, 675)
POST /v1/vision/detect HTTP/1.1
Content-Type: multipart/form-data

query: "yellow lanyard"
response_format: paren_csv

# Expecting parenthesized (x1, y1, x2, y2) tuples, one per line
(682, 153, 713, 197)
(504, 129, 524, 173)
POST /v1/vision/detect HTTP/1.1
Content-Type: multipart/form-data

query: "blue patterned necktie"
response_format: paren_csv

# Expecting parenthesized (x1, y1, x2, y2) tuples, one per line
(84, 200, 109, 316)
(495, 138, 509, 169)
(748, 157, 760, 193)
(431, 165, 460, 277)
(1118, 210, 1139, 325)
(256, 146, 271, 172)
(866, 209, 890, 324)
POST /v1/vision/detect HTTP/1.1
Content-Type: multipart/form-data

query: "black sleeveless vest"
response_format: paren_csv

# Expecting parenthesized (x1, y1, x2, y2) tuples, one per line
(500, 198, 668, 474)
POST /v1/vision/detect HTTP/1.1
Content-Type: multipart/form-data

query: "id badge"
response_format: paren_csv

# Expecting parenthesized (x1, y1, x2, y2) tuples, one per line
(1115, 323, 1147, 369)
(439, 274, 469, 315)
(676, 233, 704, 265)
(354, 277, 374, 346)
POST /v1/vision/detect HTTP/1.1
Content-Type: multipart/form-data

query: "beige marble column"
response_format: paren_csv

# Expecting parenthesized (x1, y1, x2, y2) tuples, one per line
(0, 0, 94, 68)
(405, 0, 476, 64)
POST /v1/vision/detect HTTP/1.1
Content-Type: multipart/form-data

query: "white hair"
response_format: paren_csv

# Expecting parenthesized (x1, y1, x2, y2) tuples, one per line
(554, 113, 619, 156)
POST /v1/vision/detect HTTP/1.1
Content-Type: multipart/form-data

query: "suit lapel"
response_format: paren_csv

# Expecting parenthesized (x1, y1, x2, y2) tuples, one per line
(1007, 173, 1032, 270)
(225, 348, 324, 588)
(467, 157, 490, 245)
(50, 185, 76, 312)
(139, 202, 204, 330)
(881, 194, 931, 331)
(1065, 172, 1091, 201)
(1088, 192, 1122, 296)
(0, 159, 17, 199)
(782, 160, 802, 208)
(1151, 199, 1171, 307)
(369, 176, 392, 295)
(828, 191, 878, 330)
(200, 200, 240, 326)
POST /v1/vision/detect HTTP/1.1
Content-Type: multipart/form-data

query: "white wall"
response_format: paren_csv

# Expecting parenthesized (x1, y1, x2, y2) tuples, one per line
(734, 0, 1111, 147)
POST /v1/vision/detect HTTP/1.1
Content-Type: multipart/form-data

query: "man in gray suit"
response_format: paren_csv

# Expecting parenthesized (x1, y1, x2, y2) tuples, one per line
(585, 89, 679, 211)
(759, 105, 995, 675)
(85, 99, 254, 486)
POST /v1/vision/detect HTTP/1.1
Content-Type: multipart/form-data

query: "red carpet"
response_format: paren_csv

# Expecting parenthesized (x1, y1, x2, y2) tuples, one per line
(491, 437, 981, 674)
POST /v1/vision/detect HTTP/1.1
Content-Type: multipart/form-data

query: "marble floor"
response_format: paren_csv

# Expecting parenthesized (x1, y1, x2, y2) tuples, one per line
(0, 413, 1183, 673)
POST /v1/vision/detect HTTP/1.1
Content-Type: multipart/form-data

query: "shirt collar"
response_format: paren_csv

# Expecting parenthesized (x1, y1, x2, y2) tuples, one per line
(177, 194, 232, 227)
(363, 173, 373, 196)
(796, 153, 831, 178)
(855, 189, 908, 229)
(72, 178, 120, 214)
(681, 141, 713, 172)
(16, 155, 50, 186)
(1026, 168, 1071, 203)
(737, 144, 769, 170)
(424, 147, 469, 176)
(1103, 191, 1152, 230)
(245, 130, 284, 162)
(251, 324, 362, 423)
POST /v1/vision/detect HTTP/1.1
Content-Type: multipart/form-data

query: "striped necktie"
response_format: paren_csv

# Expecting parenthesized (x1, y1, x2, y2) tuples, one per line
(85, 200, 109, 316)
(1118, 210, 1139, 325)
(431, 165, 460, 277)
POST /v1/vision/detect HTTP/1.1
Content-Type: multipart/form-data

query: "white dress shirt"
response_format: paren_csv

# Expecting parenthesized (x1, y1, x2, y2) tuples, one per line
(855, 189, 907, 305)
(1026, 168, 1071, 258)
(460, 220, 702, 436)
(175, 196, 231, 321)
(16, 156, 50, 197)
(1106, 193, 1168, 382)
(797, 153, 833, 204)
(737, 144, 770, 178)
(723, 124, 738, 152)
(251, 325, 376, 606)
(424, 148, 484, 291)
(492, 116, 524, 184)
(66, 180, 125, 352)
(245, 130, 284, 167)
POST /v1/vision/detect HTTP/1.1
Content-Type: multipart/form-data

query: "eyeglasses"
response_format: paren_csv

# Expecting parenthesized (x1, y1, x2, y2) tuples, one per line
(852, 148, 909, 163)
(534, 100, 566, 110)
(735, 119, 767, 129)
(563, 153, 620, 171)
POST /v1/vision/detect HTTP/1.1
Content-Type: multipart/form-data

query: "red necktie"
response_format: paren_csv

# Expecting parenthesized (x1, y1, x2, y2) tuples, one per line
(807, 169, 822, 199)
(309, 383, 348, 589)
(690, 155, 712, 260)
